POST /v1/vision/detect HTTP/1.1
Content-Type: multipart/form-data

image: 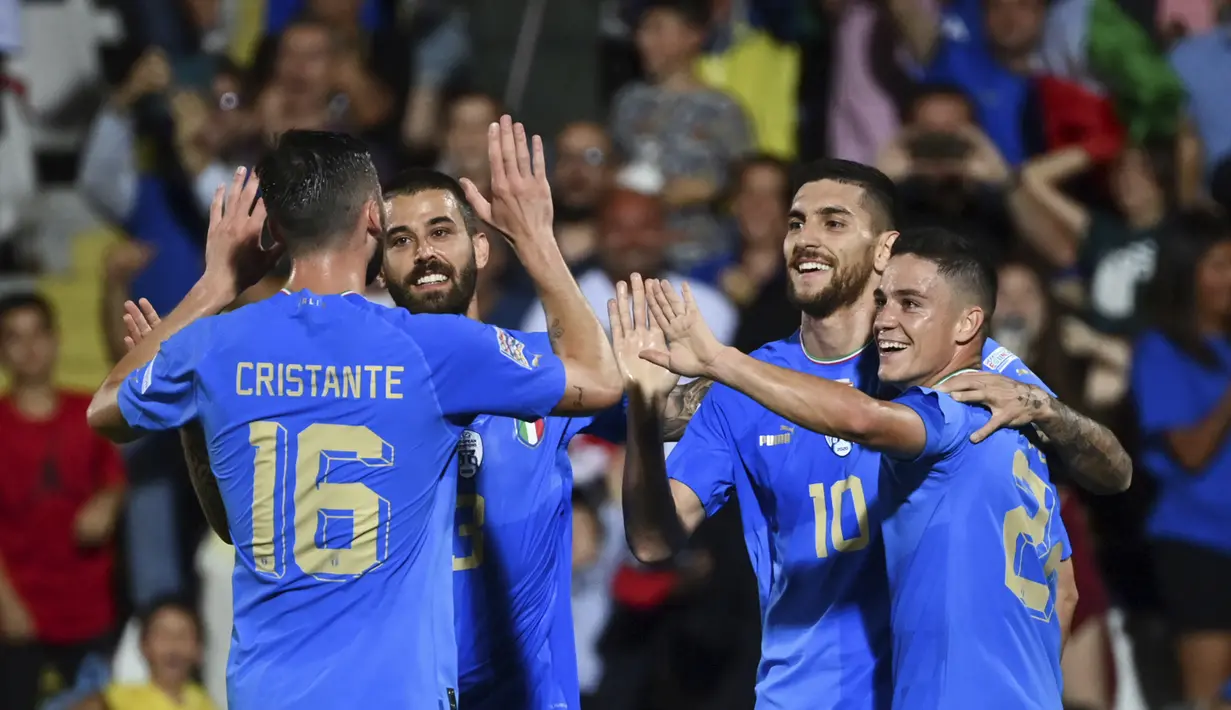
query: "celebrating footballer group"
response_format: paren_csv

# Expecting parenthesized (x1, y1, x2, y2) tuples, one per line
(88, 115, 1132, 710)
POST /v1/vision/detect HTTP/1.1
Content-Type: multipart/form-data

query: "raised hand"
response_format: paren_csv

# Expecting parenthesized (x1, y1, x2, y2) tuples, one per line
(121, 298, 161, 352)
(459, 115, 553, 250)
(608, 273, 680, 400)
(203, 167, 280, 299)
(640, 280, 725, 379)
(933, 371, 1048, 443)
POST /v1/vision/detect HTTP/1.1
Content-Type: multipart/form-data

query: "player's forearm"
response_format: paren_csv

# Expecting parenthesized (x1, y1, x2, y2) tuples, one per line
(522, 241, 621, 413)
(662, 378, 714, 442)
(1032, 393, 1132, 494)
(181, 423, 232, 545)
(1057, 558, 1078, 650)
(704, 347, 925, 456)
(87, 275, 235, 441)
(623, 390, 690, 563)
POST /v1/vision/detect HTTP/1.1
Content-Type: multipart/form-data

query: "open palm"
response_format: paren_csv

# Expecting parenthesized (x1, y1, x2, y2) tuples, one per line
(641, 280, 724, 379)
(609, 273, 679, 399)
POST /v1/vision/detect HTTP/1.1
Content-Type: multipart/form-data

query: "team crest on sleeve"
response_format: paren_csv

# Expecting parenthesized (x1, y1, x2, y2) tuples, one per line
(495, 328, 533, 369)
(457, 429, 484, 478)
(825, 435, 853, 457)
(140, 355, 156, 394)
(983, 346, 1015, 373)
(515, 418, 546, 448)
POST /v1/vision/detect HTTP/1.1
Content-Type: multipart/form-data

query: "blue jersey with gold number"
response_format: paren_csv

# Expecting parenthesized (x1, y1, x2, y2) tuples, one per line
(116, 290, 566, 710)
(666, 334, 1068, 710)
(452, 331, 622, 710)
(883, 386, 1070, 709)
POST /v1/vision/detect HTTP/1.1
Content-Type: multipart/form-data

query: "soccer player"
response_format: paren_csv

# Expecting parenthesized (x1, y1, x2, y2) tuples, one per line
(378, 167, 621, 710)
(636, 227, 1074, 707)
(86, 124, 621, 709)
(614, 160, 1130, 708)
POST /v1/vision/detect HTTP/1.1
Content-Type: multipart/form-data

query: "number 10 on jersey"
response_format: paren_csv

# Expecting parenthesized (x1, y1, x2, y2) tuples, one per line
(809, 476, 871, 558)
(250, 421, 394, 581)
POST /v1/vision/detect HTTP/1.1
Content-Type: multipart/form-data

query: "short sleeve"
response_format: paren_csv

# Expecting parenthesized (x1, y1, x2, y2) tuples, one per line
(891, 387, 969, 463)
(413, 317, 567, 420)
(117, 320, 210, 433)
(1132, 332, 1200, 435)
(981, 339, 1055, 397)
(666, 385, 740, 517)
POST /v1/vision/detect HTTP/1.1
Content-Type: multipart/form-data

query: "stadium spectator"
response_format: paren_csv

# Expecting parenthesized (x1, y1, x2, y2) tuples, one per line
(437, 93, 501, 199)
(1132, 211, 1231, 706)
(611, 0, 753, 269)
(1169, 9, 1231, 214)
(553, 121, 616, 268)
(0, 294, 125, 710)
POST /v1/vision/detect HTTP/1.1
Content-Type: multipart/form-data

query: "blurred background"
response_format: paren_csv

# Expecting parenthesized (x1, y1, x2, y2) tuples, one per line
(0, 0, 1229, 709)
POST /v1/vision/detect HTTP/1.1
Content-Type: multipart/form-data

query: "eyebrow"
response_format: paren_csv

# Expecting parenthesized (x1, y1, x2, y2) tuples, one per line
(788, 205, 857, 221)
(387, 215, 456, 238)
(890, 288, 927, 300)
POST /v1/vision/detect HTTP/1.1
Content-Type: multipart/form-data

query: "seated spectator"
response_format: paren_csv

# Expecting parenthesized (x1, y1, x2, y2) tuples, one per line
(0, 295, 125, 710)
(520, 188, 737, 345)
(437, 93, 501, 199)
(1131, 211, 1231, 706)
(611, 0, 752, 269)
(553, 122, 615, 268)
(878, 84, 1015, 263)
(73, 598, 217, 710)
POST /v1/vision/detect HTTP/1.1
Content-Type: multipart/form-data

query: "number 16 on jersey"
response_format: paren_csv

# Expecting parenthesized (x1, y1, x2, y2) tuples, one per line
(250, 421, 395, 581)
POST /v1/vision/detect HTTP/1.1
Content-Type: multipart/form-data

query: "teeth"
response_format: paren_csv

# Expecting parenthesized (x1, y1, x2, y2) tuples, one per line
(797, 262, 832, 273)
(878, 341, 907, 351)
(416, 274, 448, 285)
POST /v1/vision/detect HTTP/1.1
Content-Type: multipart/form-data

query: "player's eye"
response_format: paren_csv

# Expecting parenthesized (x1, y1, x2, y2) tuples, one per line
(431, 228, 450, 239)
(788, 220, 803, 231)
(825, 220, 845, 230)
(902, 299, 920, 310)
(391, 236, 410, 248)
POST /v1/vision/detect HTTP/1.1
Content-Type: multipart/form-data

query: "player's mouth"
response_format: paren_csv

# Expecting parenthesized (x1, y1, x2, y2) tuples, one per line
(409, 268, 453, 292)
(791, 256, 834, 280)
(877, 338, 910, 358)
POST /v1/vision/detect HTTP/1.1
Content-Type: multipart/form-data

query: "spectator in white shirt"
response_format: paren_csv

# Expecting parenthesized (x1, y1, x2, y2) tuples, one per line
(521, 188, 737, 343)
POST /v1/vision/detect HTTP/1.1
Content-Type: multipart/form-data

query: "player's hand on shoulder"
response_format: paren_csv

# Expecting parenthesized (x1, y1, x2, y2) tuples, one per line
(609, 272, 680, 400)
(639, 279, 725, 379)
(203, 166, 282, 299)
(121, 298, 161, 352)
(460, 115, 554, 250)
(934, 372, 1049, 443)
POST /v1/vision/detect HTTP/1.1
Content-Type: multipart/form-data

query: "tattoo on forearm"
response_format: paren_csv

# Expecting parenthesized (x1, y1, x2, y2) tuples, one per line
(548, 318, 564, 346)
(662, 378, 715, 442)
(180, 423, 233, 544)
(572, 385, 584, 408)
(1036, 398, 1132, 494)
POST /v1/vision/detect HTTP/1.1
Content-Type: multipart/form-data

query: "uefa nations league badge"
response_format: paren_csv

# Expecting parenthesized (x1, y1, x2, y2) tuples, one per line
(458, 430, 484, 478)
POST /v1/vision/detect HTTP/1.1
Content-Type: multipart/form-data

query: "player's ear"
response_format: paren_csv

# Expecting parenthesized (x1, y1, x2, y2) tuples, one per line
(955, 305, 984, 345)
(473, 230, 490, 270)
(363, 198, 384, 239)
(873, 231, 899, 274)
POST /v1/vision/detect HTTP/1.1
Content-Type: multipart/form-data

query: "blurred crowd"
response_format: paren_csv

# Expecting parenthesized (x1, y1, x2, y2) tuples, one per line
(1, 0, 1230, 709)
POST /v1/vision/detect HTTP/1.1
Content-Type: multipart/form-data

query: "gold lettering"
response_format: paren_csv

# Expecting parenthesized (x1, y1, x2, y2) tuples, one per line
(236, 362, 254, 396)
(285, 364, 304, 397)
(256, 363, 275, 396)
(343, 366, 362, 399)
(323, 366, 341, 398)
(305, 365, 322, 397)
(364, 365, 381, 399)
(386, 366, 404, 399)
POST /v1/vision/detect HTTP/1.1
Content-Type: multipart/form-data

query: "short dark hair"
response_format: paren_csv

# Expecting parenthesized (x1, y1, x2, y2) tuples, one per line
(383, 169, 482, 237)
(137, 596, 202, 642)
(890, 227, 997, 318)
(793, 159, 899, 232)
(732, 153, 792, 204)
(641, 0, 710, 29)
(0, 292, 55, 333)
(255, 130, 380, 256)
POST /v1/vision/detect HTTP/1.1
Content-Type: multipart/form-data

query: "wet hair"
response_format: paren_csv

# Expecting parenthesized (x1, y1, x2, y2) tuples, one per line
(793, 159, 899, 232)
(891, 226, 998, 319)
(383, 169, 482, 237)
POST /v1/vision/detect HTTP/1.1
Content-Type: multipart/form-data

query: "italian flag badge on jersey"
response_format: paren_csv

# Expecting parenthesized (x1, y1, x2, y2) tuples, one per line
(515, 418, 546, 447)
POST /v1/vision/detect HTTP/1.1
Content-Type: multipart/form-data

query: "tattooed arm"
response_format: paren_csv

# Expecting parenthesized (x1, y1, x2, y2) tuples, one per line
(180, 422, 233, 544)
(662, 378, 715, 442)
(937, 374, 1132, 494)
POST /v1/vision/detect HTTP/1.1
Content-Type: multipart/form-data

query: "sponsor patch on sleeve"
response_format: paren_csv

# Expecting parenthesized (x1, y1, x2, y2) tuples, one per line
(495, 328, 533, 369)
(140, 355, 157, 394)
(982, 346, 1015, 373)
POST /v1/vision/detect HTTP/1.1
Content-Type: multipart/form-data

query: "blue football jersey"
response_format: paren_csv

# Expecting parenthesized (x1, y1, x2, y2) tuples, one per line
(116, 290, 566, 710)
(453, 331, 614, 710)
(666, 334, 1066, 710)
(883, 386, 1071, 710)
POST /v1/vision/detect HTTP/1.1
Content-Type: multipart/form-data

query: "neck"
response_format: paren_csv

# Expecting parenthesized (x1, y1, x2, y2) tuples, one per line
(799, 300, 875, 362)
(465, 293, 482, 321)
(150, 674, 186, 704)
(1126, 204, 1164, 229)
(915, 345, 983, 389)
(10, 383, 57, 420)
(284, 250, 369, 295)
(657, 66, 699, 91)
(997, 49, 1033, 74)
(1197, 311, 1227, 337)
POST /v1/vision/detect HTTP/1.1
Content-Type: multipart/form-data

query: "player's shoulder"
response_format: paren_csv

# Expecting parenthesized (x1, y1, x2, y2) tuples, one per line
(980, 338, 1027, 375)
(897, 385, 985, 451)
(747, 331, 802, 366)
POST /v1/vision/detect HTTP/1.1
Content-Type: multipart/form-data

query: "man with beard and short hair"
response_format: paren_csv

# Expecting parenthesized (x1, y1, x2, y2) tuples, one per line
(380, 168, 624, 710)
(612, 158, 1132, 709)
